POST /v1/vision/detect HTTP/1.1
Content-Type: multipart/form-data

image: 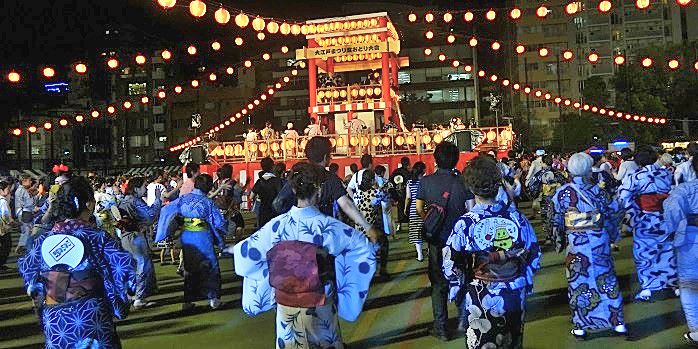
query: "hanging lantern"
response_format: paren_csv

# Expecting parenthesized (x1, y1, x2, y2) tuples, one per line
(189, 0, 206, 17)
(676, 0, 692, 6)
(257, 32, 266, 41)
(510, 8, 522, 19)
(262, 53, 271, 61)
(173, 85, 182, 94)
(395, 135, 405, 146)
(516, 45, 526, 54)
(267, 21, 279, 34)
(281, 46, 289, 54)
(464, 11, 474, 22)
(158, 0, 176, 9)
(422, 135, 432, 144)
(161, 49, 172, 60)
(538, 47, 549, 57)
(447, 34, 456, 44)
(43, 122, 53, 130)
(491, 41, 501, 51)
(443, 12, 453, 23)
(244, 60, 252, 68)
(371, 136, 380, 146)
(75, 114, 84, 122)
(425, 30, 434, 40)
(424, 48, 432, 56)
(469, 37, 478, 47)
(562, 50, 574, 61)
(408, 13, 417, 22)
(598, 1, 613, 13)
(135, 54, 146, 65)
(208, 73, 217, 81)
(406, 136, 415, 145)
(536, 5, 549, 18)
(252, 16, 266, 31)
(12, 128, 22, 136)
(234, 37, 244, 46)
(74, 63, 87, 74)
(438, 53, 446, 61)
(7, 71, 20, 83)
(140, 96, 149, 104)
(566, 2, 580, 14)
(214, 6, 230, 24)
(434, 133, 443, 144)
(668, 59, 680, 70)
(636, 0, 650, 9)
(123, 100, 133, 109)
(291, 24, 301, 35)
(614, 55, 626, 65)
(452, 60, 460, 68)
(485, 10, 496, 21)
(191, 79, 200, 88)
(211, 41, 221, 51)
(642, 57, 653, 67)
(502, 79, 510, 87)
(91, 110, 100, 118)
(226, 66, 235, 75)
(235, 12, 250, 27)
(588, 52, 599, 63)
(42, 67, 55, 78)
(425, 13, 434, 22)
(28, 125, 37, 133)
(486, 130, 496, 141)
(187, 45, 197, 55)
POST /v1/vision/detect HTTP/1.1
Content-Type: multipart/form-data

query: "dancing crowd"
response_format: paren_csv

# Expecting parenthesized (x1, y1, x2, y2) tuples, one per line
(1, 138, 698, 349)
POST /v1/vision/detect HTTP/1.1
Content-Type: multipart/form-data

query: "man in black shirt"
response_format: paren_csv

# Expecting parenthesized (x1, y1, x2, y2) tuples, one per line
(416, 141, 474, 341)
(273, 137, 379, 238)
(250, 157, 283, 229)
(390, 157, 411, 233)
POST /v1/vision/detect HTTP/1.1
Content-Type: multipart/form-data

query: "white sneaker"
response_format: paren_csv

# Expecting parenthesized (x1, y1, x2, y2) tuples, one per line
(675, 289, 682, 297)
(614, 324, 628, 334)
(209, 298, 222, 309)
(133, 299, 155, 309)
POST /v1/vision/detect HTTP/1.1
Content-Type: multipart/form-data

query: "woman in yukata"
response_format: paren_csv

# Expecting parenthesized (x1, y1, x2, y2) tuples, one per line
(117, 176, 160, 309)
(19, 176, 135, 349)
(551, 152, 627, 340)
(155, 174, 227, 312)
(232, 162, 378, 349)
(664, 155, 698, 345)
(444, 155, 541, 349)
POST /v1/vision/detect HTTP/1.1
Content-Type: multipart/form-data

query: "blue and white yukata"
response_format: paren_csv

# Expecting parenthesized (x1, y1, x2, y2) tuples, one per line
(664, 178, 698, 334)
(551, 177, 625, 331)
(156, 189, 227, 303)
(118, 194, 160, 301)
(233, 206, 376, 349)
(444, 202, 541, 349)
(19, 219, 136, 349)
(618, 164, 678, 295)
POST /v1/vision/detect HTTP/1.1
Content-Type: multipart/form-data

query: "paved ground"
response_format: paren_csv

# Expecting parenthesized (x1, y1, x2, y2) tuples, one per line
(0, 203, 693, 348)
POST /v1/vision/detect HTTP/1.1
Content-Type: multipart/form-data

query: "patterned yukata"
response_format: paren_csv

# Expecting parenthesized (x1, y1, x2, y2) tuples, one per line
(551, 177, 625, 331)
(444, 202, 541, 349)
(19, 219, 135, 349)
(118, 195, 160, 301)
(664, 179, 698, 333)
(406, 179, 423, 244)
(618, 164, 678, 294)
(529, 169, 567, 241)
(156, 189, 226, 302)
(233, 206, 376, 349)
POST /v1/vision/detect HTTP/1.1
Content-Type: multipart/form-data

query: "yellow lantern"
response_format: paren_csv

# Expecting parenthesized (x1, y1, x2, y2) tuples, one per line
(351, 89, 359, 98)
(501, 129, 513, 141)
(395, 135, 405, 146)
(361, 136, 370, 147)
(189, 0, 206, 17)
(340, 90, 347, 98)
(406, 136, 415, 145)
(363, 19, 370, 28)
(350, 21, 357, 29)
(267, 21, 279, 34)
(350, 136, 359, 146)
(381, 137, 390, 147)
(346, 55, 353, 62)
(271, 142, 280, 152)
(332, 90, 340, 99)
(318, 91, 325, 99)
(366, 88, 374, 97)
(292, 24, 302, 35)
(158, 0, 176, 9)
(487, 130, 496, 141)
(330, 38, 337, 46)
(259, 143, 268, 152)
(374, 87, 382, 96)
(257, 32, 266, 40)
(372, 136, 380, 146)
(336, 136, 345, 147)
(249, 143, 258, 152)
(370, 18, 378, 27)
(308, 24, 317, 34)
(234, 144, 243, 155)
(300, 25, 309, 35)
(358, 53, 365, 60)
(280, 22, 291, 35)
(234, 37, 244, 46)
(214, 6, 230, 24)
(358, 88, 366, 97)
(223, 145, 234, 156)
(235, 12, 249, 27)
(422, 135, 432, 144)
(286, 139, 296, 149)
(323, 23, 330, 32)
(252, 16, 266, 31)
(371, 34, 379, 42)
(434, 133, 443, 144)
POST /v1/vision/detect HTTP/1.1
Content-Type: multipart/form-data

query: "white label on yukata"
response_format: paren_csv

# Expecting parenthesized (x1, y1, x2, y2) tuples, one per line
(41, 234, 85, 269)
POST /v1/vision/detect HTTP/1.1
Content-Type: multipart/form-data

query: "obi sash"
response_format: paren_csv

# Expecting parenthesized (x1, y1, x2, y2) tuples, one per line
(564, 210, 602, 231)
(41, 270, 100, 305)
(183, 217, 209, 232)
(636, 193, 669, 212)
(473, 247, 528, 283)
(267, 240, 335, 308)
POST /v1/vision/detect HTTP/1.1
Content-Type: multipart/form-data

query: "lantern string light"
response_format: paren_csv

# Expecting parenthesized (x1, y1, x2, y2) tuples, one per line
(8, 46, 304, 133)
(167, 70, 299, 152)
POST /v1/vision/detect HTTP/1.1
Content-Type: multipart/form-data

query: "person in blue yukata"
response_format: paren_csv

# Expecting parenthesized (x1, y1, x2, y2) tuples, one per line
(664, 154, 698, 345)
(156, 173, 227, 312)
(443, 155, 541, 349)
(117, 176, 161, 309)
(551, 153, 627, 340)
(19, 176, 136, 349)
(231, 162, 378, 349)
(618, 146, 678, 301)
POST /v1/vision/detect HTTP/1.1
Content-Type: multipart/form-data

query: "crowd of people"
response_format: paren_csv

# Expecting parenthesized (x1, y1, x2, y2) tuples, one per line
(1, 137, 698, 348)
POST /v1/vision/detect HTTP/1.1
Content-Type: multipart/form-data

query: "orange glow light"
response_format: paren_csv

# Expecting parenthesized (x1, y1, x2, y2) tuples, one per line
(123, 100, 132, 109)
(424, 48, 432, 56)
(485, 10, 496, 21)
(7, 71, 20, 83)
(158, 91, 166, 99)
(614, 55, 626, 65)
(425, 30, 434, 40)
(562, 50, 574, 61)
(161, 50, 172, 60)
(188, 45, 197, 55)
(538, 47, 549, 57)
(28, 126, 37, 133)
(107, 58, 119, 69)
(174, 86, 183, 94)
(107, 106, 116, 114)
(491, 41, 501, 51)
(469, 37, 478, 47)
(598, 1, 613, 13)
(244, 60, 252, 68)
(135, 54, 146, 65)
(12, 128, 22, 136)
(408, 13, 417, 22)
(447, 34, 456, 44)
(676, 0, 692, 6)
(642, 57, 653, 67)
(91, 110, 100, 118)
(636, 0, 650, 9)
(438, 54, 446, 62)
(425, 13, 434, 22)
(74, 63, 87, 74)
(42, 67, 55, 78)
(191, 80, 200, 88)
(43, 122, 52, 130)
(668, 59, 680, 70)
(510, 8, 522, 20)
(211, 41, 221, 51)
(209, 73, 217, 81)
(226, 66, 235, 75)
(59, 119, 68, 126)
(536, 6, 549, 18)
(464, 11, 474, 22)
(588, 52, 600, 63)
(75, 115, 84, 122)
(516, 45, 526, 54)
(566, 2, 580, 14)
(443, 12, 453, 23)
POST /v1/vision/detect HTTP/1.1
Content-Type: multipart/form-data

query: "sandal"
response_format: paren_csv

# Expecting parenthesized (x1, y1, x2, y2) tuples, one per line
(570, 329, 587, 341)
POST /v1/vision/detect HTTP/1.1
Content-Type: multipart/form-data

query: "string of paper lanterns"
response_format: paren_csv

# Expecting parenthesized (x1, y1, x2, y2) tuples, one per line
(3, 38, 296, 85)
(9, 48, 303, 136)
(168, 69, 300, 152)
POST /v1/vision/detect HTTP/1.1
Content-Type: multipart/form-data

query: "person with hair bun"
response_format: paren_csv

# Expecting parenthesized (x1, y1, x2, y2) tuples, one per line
(233, 162, 378, 349)
(619, 146, 678, 302)
(665, 155, 698, 344)
(551, 153, 627, 340)
(156, 174, 227, 312)
(117, 176, 161, 309)
(19, 176, 136, 349)
(443, 156, 541, 349)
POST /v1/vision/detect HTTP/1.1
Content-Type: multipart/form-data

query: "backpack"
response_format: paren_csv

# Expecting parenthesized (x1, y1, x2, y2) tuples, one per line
(423, 180, 458, 244)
